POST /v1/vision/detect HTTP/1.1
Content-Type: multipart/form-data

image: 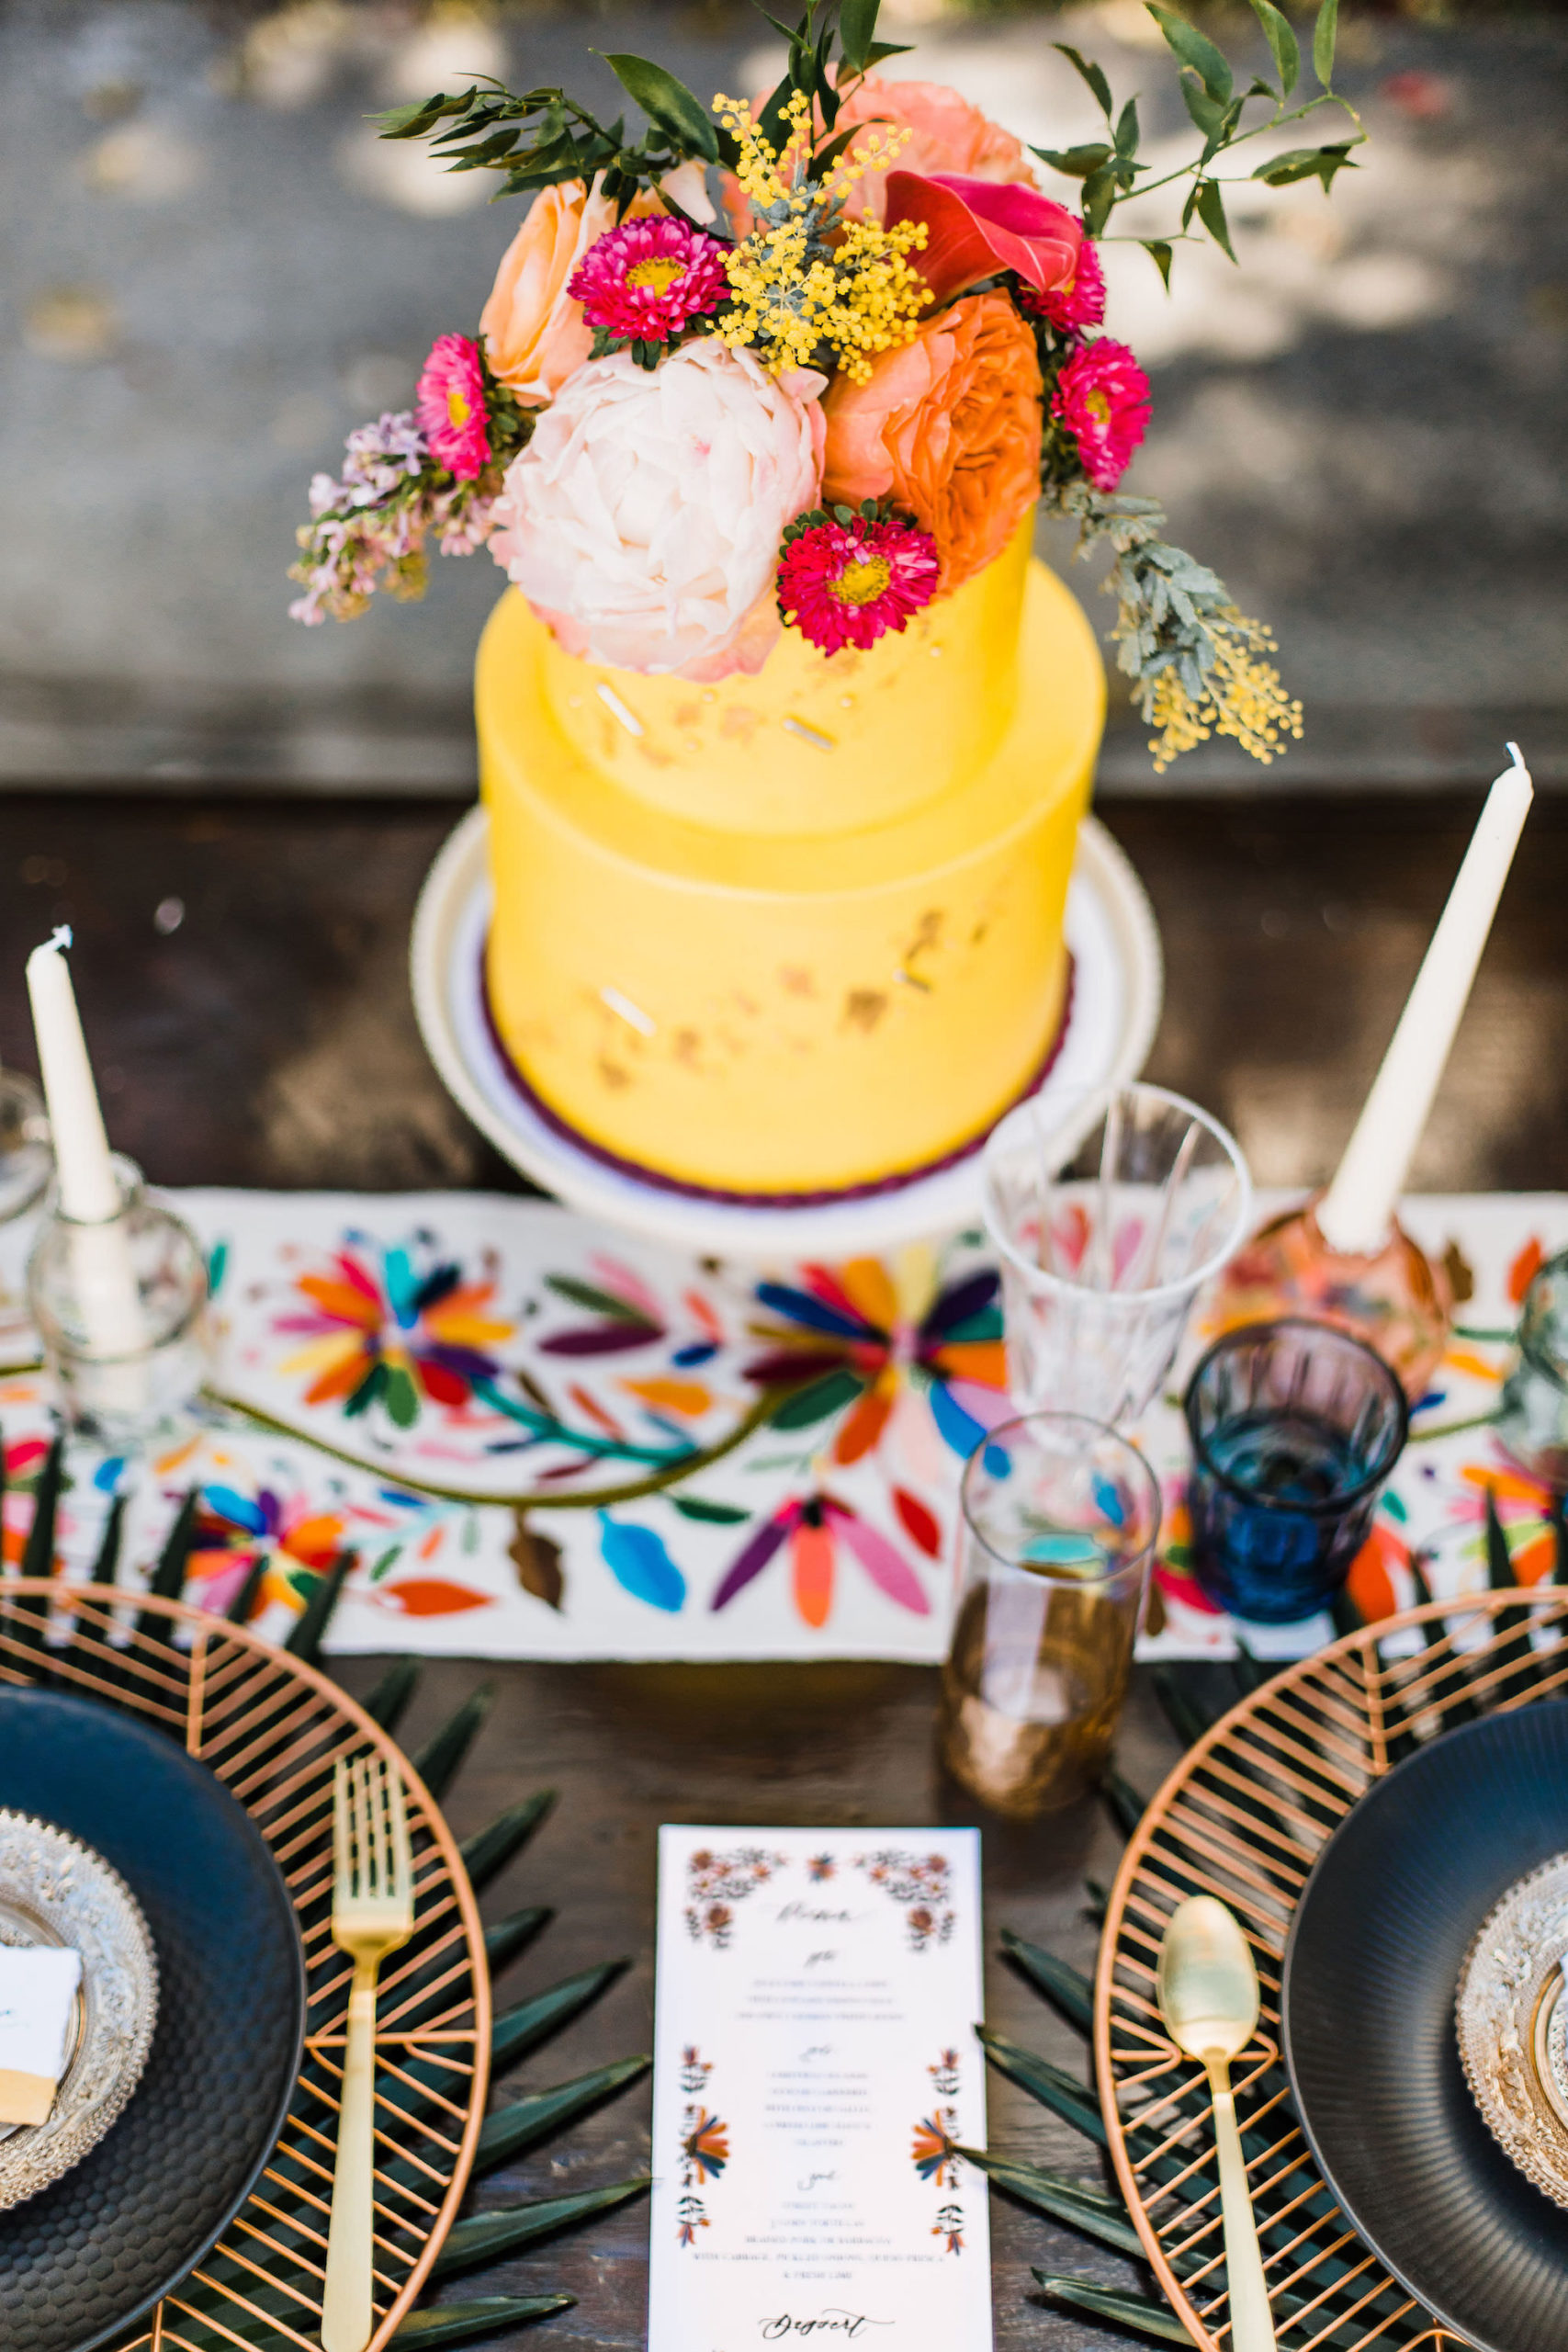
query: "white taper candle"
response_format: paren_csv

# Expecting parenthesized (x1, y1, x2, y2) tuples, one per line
(1318, 744, 1533, 1256)
(26, 927, 148, 1366)
(26, 928, 120, 1225)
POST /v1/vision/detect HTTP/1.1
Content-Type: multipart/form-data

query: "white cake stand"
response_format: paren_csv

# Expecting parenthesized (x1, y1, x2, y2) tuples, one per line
(411, 806, 1163, 1258)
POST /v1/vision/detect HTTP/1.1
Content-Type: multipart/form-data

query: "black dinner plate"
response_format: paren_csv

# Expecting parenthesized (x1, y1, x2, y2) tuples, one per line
(0, 1688, 306, 2352)
(1282, 1702, 1568, 2352)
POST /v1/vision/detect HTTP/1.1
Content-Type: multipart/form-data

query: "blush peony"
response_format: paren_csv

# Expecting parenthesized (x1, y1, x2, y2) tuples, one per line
(821, 292, 1043, 594)
(490, 339, 825, 680)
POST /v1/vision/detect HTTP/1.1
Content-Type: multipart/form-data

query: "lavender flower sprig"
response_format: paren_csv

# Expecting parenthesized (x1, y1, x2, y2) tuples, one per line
(288, 410, 516, 626)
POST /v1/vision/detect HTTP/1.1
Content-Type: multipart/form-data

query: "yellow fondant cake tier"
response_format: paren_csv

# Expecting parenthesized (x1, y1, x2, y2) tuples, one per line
(477, 531, 1105, 1193)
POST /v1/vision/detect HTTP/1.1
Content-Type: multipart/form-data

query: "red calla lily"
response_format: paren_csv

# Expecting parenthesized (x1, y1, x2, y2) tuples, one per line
(883, 170, 1083, 306)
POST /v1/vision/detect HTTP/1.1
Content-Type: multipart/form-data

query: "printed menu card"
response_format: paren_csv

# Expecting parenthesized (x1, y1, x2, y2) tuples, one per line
(649, 1826, 991, 2351)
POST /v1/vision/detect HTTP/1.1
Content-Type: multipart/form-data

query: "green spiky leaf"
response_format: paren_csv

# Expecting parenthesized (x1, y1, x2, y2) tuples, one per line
(461, 1790, 556, 1894)
(1151, 1663, 1218, 1749)
(363, 1655, 422, 1735)
(768, 1370, 863, 1430)
(473, 2055, 651, 2176)
(20, 1436, 63, 1584)
(1141, 238, 1175, 288)
(977, 2026, 1105, 2144)
(392, 2297, 572, 2346)
(90, 1493, 125, 1586)
(1033, 2275, 1194, 2344)
(484, 1904, 554, 1977)
(1102, 1767, 1149, 1838)
(285, 1547, 355, 1663)
(412, 1684, 494, 1800)
(491, 1961, 629, 2078)
(597, 54, 718, 163)
(999, 1928, 1093, 2031)
(432, 2179, 650, 2278)
(962, 2150, 1144, 2254)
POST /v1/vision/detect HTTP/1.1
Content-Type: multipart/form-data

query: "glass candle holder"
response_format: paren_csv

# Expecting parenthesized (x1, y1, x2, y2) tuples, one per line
(1208, 1191, 1450, 1403)
(939, 1411, 1162, 1818)
(1496, 1250, 1568, 1487)
(0, 1070, 52, 1352)
(27, 1156, 210, 1448)
(1183, 1318, 1409, 1624)
(981, 1083, 1252, 1426)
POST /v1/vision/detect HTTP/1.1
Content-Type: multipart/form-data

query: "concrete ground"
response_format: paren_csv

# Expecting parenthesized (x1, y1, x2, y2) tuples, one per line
(3, 0, 1565, 795)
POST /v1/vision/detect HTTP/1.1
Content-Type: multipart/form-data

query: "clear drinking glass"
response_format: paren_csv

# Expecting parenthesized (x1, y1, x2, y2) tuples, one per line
(1184, 1318, 1409, 1624)
(1497, 1250, 1568, 1487)
(27, 1156, 210, 1447)
(981, 1084, 1252, 1425)
(939, 1411, 1162, 1818)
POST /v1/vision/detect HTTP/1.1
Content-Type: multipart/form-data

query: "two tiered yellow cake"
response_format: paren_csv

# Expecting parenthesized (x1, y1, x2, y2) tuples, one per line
(478, 514, 1104, 1194)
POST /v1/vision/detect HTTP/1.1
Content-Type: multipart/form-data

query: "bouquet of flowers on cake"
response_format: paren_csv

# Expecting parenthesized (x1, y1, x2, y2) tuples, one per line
(289, 0, 1360, 770)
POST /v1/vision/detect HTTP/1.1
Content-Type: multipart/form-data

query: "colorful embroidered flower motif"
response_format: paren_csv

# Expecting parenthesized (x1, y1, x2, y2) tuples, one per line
(275, 1239, 514, 1427)
(1019, 231, 1106, 335)
(1447, 1457, 1562, 1588)
(745, 1255, 1010, 1469)
(807, 1854, 836, 1883)
(189, 1485, 349, 1620)
(682, 2110, 730, 2182)
(685, 1849, 785, 1946)
(676, 2196, 709, 2247)
(567, 215, 730, 346)
(858, 1850, 954, 1950)
(711, 1491, 928, 1629)
(933, 2201, 965, 2255)
(1050, 335, 1151, 492)
(415, 334, 491, 482)
(777, 509, 941, 655)
(911, 2115, 959, 2185)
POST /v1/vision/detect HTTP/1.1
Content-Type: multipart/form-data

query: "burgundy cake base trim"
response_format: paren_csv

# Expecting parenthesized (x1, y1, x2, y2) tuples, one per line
(478, 950, 1076, 1211)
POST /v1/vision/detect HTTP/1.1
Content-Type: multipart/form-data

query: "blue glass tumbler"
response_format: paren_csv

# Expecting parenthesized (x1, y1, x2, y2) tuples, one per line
(1183, 1318, 1408, 1623)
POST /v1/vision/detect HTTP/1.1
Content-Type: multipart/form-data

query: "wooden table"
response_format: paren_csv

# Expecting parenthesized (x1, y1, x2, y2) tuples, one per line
(3, 787, 1562, 2346)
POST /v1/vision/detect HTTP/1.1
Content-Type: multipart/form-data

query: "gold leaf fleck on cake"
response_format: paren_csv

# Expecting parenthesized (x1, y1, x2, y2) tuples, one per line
(842, 989, 887, 1035)
(903, 910, 943, 963)
(673, 1028, 702, 1068)
(597, 1057, 631, 1091)
(674, 702, 702, 730)
(778, 967, 816, 1000)
(720, 706, 760, 744)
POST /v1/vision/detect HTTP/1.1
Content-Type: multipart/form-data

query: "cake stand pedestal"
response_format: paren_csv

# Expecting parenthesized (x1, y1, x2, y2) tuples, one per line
(410, 807, 1163, 1258)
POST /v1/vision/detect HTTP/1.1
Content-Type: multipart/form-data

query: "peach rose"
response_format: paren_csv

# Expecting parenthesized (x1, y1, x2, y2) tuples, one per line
(479, 175, 666, 407)
(833, 74, 1034, 221)
(821, 292, 1043, 594)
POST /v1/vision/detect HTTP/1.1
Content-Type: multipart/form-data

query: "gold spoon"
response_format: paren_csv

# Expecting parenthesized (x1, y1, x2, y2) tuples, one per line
(1157, 1895, 1278, 2352)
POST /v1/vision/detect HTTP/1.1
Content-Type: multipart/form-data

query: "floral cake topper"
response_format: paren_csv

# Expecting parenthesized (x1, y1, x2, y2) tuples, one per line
(290, 0, 1362, 768)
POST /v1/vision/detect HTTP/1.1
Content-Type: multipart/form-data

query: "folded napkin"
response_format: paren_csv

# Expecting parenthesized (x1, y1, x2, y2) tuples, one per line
(0, 1945, 83, 2127)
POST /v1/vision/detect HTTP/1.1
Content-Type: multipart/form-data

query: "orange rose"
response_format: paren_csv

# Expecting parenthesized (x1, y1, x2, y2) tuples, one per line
(821, 293, 1043, 594)
(480, 175, 668, 407)
(833, 74, 1034, 221)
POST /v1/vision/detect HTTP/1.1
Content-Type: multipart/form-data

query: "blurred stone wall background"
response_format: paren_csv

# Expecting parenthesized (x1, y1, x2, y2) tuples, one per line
(3, 0, 1565, 794)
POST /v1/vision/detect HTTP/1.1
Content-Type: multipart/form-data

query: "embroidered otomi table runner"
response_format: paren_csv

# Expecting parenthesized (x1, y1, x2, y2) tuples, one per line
(0, 1190, 1554, 1664)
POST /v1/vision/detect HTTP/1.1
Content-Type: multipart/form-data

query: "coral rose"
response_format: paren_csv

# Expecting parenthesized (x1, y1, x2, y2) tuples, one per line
(479, 175, 667, 407)
(490, 339, 825, 680)
(833, 74, 1034, 221)
(821, 292, 1043, 594)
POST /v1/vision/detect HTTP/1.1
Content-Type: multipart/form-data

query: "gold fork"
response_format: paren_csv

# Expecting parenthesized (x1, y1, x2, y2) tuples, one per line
(321, 1755, 413, 2352)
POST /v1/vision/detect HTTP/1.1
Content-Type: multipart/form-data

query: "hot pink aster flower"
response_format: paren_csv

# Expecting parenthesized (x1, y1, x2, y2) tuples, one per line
(1051, 336, 1151, 492)
(415, 334, 491, 482)
(567, 215, 730, 344)
(777, 513, 942, 656)
(1020, 232, 1105, 335)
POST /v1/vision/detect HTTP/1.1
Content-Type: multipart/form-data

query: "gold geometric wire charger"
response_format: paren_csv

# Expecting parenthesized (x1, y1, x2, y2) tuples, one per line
(0, 1579, 489, 2352)
(1094, 1589, 1568, 2352)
